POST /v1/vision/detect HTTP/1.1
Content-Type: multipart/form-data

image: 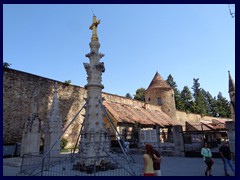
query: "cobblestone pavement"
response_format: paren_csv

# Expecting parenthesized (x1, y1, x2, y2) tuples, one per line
(2, 155, 235, 176)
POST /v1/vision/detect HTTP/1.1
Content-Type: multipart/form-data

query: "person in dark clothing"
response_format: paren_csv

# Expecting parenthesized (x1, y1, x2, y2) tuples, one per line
(219, 140, 235, 176)
(153, 148, 162, 176)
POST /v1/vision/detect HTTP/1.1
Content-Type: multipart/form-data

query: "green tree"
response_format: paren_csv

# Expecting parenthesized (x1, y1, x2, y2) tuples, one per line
(166, 74, 177, 89)
(3, 62, 12, 69)
(166, 74, 182, 110)
(201, 89, 216, 116)
(125, 93, 132, 99)
(215, 92, 231, 118)
(192, 91, 207, 115)
(192, 78, 201, 99)
(174, 89, 184, 111)
(134, 88, 145, 101)
(211, 96, 219, 117)
(64, 80, 71, 86)
(60, 137, 68, 150)
(191, 78, 208, 115)
(180, 86, 193, 112)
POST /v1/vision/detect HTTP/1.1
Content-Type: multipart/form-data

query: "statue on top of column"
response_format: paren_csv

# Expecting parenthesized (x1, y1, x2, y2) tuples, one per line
(89, 15, 100, 41)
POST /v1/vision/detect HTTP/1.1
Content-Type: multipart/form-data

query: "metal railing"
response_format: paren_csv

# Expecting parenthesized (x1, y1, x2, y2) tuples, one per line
(17, 152, 143, 176)
(17, 100, 145, 176)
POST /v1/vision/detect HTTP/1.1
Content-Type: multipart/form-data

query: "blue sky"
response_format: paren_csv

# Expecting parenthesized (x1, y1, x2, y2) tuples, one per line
(3, 4, 235, 100)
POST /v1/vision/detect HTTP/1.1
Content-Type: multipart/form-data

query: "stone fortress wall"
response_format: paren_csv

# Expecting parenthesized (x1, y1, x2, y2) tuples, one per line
(3, 68, 228, 146)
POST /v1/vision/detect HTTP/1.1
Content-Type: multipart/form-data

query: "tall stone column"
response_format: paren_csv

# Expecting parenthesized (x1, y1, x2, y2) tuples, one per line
(79, 15, 110, 166)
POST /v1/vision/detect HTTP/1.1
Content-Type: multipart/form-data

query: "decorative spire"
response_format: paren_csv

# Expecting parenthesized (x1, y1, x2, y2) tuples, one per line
(228, 71, 235, 121)
(44, 82, 62, 156)
(89, 15, 100, 41)
(79, 15, 109, 166)
(228, 71, 235, 93)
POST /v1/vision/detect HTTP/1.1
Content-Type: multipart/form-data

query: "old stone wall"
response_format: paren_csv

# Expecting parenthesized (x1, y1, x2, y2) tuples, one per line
(3, 68, 229, 147)
(3, 68, 86, 147)
(3, 69, 148, 147)
(176, 111, 229, 130)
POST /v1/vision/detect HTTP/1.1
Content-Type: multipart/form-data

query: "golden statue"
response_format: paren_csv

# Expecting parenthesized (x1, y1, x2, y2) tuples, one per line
(89, 15, 100, 41)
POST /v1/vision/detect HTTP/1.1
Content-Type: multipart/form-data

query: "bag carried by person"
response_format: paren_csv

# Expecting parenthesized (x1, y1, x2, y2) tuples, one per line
(205, 157, 214, 164)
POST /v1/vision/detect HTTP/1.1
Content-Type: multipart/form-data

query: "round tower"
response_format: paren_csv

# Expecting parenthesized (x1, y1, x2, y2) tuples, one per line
(145, 71, 176, 119)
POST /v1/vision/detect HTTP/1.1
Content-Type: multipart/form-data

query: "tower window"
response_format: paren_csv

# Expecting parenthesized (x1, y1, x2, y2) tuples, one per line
(157, 97, 162, 105)
(148, 98, 151, 102)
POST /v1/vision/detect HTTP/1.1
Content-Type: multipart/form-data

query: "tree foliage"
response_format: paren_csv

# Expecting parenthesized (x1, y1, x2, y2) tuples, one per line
(166, 74, 183, 110)
(180, 86, 193, 112)
(192, 78, 201, 99)
(125, 93, 133, 99)
(134, 88, 145, 101)
(64, 80, 71, 86)
(166, 74, 177, 89)
(215, 92, 231, 118)
(201, 90, 216, 117)
(3, 62, 12, 69)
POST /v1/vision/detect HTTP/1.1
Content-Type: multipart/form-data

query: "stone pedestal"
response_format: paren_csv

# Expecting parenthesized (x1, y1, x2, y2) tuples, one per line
(172, 125, 184, 156)
(20, 115, 41, 156)
(225, 121, 235, 154)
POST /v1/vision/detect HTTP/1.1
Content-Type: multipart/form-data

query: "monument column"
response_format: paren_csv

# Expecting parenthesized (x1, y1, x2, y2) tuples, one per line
(79, 15, 109, 166)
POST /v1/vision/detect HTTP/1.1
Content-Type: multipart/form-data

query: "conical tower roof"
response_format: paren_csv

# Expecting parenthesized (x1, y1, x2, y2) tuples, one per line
(146, 71, 171, 90)
(228, 71, 235, 93)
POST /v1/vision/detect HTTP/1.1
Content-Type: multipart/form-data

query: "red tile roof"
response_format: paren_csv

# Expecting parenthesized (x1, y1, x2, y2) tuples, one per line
(202, 122, 226, 130)
(186, 122, 211, 131)
(186, 120, 227, 131)
(104, 101, 180, 127)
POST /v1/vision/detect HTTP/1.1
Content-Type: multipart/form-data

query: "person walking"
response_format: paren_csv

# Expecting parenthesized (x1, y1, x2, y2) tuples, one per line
(201, 142, 214, 176)
(124, 140, 130, 153)
(142, 144, 155, 176)
(153, 148, 162, 176)
(219, 140, 235, 176)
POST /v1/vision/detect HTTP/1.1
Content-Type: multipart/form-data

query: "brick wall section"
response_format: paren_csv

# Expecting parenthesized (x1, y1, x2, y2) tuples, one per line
(3, 68, 229, 146)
